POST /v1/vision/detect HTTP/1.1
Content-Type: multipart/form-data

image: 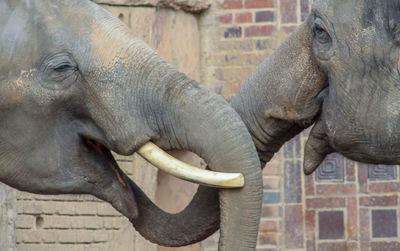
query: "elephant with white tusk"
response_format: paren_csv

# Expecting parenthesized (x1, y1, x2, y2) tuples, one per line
(232, 0, 400, 174)
(0, 0, 263, 250)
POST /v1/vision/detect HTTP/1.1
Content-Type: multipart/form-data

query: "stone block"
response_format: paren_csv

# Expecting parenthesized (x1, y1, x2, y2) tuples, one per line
(318, 211, 344, 240)
(255, 11, 274, 22)
(315, 153, 344, 182)
(368, 164, 397, 180)
(372, 209, 398, 238)
(263, 191, 281, 204)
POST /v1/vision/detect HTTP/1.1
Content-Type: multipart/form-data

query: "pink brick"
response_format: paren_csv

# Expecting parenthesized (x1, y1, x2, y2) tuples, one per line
(360, 195, 398, 207)
(245, 0, 274, 8)
(306, 198, 345, 209)
(217, 13, 232, 24)
(235, 12, 252, 23)
(316, 184, 356, 196)
(245, 25, 274, 37)
(347, 197, 358, 240)
(218, 0, 242, 9)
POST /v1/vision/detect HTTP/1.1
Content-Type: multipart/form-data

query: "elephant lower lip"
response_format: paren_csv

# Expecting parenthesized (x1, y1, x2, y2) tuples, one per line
(83, 137, 127, 187)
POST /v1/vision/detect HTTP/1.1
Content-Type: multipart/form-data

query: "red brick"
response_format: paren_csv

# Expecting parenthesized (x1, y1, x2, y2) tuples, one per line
(245, 0, 274, 8)
(245, 25, 274, 37)
(218, 0, 242, 9)
(258, 232, 278, 245)
(305, 174, 315, 195)
(371, 242, 400, 251)
(263, 177, 280, 190)
(217, 13, 232, 24)
(282, 26, 297, 34)
(318, 242, 358, 251)
(347, 197, 358, 240)
(263, 162, 280, 175)
(259, 220, 278, 232)
(345, 159, 356, 182)
(316, 184, 356, 196)
(306, 240, 316, 251)
(369, 182, 400, 193)
(360, 208, 370, 241)
(285, 205, 304, 249)
(306, 198, 345, 209)
(305, 210, 315, 239)
(359, 195, 398, 207)
(358, 164, 369, 193)
(255, 11, 274, 22)
(280, 0, 297, 23)
(261, 205, 281, 218)
(235, 12, 252, 23)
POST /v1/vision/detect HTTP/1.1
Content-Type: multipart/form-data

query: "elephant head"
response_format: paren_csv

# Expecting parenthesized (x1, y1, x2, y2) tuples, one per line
(0, 0, 263, 249)
(232, 0, 400, 173)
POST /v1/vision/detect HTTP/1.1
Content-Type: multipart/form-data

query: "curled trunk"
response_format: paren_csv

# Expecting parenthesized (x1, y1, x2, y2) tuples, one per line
(129, 60, 263, 250)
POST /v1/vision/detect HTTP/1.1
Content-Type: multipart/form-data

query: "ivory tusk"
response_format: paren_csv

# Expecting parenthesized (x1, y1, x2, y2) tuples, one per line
(137, 142, 245, 188)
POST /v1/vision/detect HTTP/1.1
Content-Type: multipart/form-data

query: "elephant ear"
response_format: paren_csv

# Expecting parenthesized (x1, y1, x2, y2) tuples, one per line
(232, 15, 328, 167)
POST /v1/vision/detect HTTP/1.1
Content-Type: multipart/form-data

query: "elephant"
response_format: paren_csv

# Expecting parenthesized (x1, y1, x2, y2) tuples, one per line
(232, 0, 400, 173)
(0, 0, 263, 250)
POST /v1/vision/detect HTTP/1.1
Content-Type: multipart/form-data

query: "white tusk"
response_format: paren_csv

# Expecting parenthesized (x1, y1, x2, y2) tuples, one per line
(137, 142, 245, 188)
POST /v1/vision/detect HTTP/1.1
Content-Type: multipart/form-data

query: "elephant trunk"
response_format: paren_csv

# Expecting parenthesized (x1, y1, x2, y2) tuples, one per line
(231, 16, 327, 167)
(123, 41, 263, 249)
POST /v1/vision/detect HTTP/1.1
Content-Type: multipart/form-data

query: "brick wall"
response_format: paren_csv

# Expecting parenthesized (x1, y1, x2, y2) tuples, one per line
(200, 0, 400, 250)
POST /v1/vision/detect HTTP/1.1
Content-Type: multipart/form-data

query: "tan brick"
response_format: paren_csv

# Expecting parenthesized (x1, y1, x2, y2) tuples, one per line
(97, 203, 120, 216)
(15, 215, 35, 229)
(58, 230, 77, 244)
(94, 230, 109, 243)
(74, 202, 97, 216)
(43, 216, 71, 229)
(55, 201, 75, 215)
(40, 230, 58, 244)
(19, 229, 41, 243)
(23, 201, 43, 215)
(76, 230, 94, 243)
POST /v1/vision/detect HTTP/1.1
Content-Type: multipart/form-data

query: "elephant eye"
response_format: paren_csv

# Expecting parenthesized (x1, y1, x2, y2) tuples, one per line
(313, 22, 331, 44)
(40, 52, 79, 90)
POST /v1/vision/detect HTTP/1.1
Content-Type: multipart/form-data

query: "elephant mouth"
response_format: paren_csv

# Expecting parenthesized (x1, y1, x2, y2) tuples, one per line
(83, 137, 128, 187)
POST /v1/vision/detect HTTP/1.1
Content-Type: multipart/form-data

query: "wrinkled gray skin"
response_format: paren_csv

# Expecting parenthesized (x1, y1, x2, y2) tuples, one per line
(232, 0, 400, 174)
(0, 0, 263, 250)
